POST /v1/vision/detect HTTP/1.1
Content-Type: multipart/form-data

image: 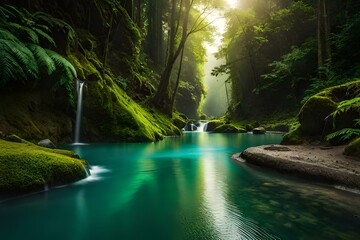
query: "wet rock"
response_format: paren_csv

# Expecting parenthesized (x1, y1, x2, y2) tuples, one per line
(253, 127, 266, 134)
(38, 139, 56, 148)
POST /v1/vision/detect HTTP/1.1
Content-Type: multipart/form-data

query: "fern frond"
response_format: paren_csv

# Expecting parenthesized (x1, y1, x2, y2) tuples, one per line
(0, 5, 21, 21)
(46, 50, 77, 78)
(0, 29, 21, 43)
(326, 128, 360, 143)
(354, 119, 360, 127)
(0, 39, 39, 80)
(33, 12, 77, 48)
(336, 97, 360, 112)
(6, 22, 39, 44)
(28, 44, 56, 75)
(0, 51, 27, 85)
(45, 50, 77, 105)
(33, 27, 56, 47)
(330, 97, 360, 128)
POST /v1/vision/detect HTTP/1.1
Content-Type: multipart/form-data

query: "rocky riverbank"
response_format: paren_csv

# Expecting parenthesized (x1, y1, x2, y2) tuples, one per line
(232, 144, 360, 190)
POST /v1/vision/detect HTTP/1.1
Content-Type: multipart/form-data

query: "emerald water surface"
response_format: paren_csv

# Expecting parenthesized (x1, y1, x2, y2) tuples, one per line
(1, 133, 360, 239)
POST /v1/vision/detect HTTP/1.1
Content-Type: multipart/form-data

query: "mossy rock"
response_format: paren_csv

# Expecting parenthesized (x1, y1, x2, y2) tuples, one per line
(0, 139, 88, 194)
(213, 124, 246, 133)
(206, 120, 226, 132)
(172, 112, 187, 129)
(343, 137, 360, 159)
(82, 79, 180, 142)
(253, 127, 266, 134)
(0, 90, 73, 144)
(298, 95, 337, 136)
(281, 123, 303, 145)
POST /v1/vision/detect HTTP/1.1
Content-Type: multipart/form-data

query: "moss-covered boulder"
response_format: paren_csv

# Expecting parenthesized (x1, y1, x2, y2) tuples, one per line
(344, 137, 360, 159)
(0, 139, 88, 194)
(298, 80, 360, 138)
(206, 120, 226, 132)
(253, 127, 266, 134)
(298, 96, 337, 136)
(212, 124, 246, 133)
(281, 123, 303, 145)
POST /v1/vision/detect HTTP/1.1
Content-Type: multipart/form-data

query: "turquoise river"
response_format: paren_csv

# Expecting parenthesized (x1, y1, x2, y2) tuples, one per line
(1, 133, 360, 239)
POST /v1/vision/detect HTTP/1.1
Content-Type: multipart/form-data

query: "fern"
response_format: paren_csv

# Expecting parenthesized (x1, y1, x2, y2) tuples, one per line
(33, 12, 77, 48)
(0, 51, 27, 84)
(0, 39, 39, 81)
(46, 49, 77, 104)
(326, 128, 360, 142)
(0, 4, 77, 105)
(325, 98, 360, 144)
(28, 44, 56, 75)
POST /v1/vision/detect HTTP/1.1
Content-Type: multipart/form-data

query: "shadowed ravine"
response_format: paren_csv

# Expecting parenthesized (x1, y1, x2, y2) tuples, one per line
(1, 133, 359, 240)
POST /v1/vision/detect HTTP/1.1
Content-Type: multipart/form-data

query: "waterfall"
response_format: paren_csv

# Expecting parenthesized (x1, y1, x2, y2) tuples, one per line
(196, 121, 208, 132)
(74, 80, 85, 143)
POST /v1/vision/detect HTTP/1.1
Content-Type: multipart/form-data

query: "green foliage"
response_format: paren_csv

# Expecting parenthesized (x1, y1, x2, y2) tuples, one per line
(0, 5, 77, 105)
(281, 122, 303, 145)
(330, 98, 360, 123)
(325, 127, 360, 143)
(325, 97, 360, 144)
(115, 75, 129, 90)
(218, 1, 316, 118)
(258, 38, 316, 94)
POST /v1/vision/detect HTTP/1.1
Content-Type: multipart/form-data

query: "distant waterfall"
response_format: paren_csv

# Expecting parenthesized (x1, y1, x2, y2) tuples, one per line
(196, 122, 208, 132)
(183, 121, 208, 132)
(74, 80, 85, 143)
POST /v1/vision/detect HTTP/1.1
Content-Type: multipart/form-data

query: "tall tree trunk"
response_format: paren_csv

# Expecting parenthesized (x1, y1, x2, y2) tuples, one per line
(152, 0, 191, 116)
(148, 0, 163, 66)
(170, 45, 185, 112)
(102, 14, 113, 77)
(317, 0, 331, 73)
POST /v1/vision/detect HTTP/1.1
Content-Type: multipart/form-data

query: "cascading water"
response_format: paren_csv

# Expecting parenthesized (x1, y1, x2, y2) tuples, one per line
(183, 121, 208, 132)
(195, 121, 208, 132)
(74, 79, 85, 143)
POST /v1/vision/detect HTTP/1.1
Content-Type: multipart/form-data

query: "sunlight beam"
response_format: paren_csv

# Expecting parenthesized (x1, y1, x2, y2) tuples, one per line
(226, 0, 238, 9)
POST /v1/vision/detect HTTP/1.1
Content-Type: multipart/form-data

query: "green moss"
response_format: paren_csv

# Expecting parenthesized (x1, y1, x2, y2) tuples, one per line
(82, 77, 180, 142)
(207, 120, 226, 131)
(172, 112, 187, 129)
(298, 95, 337, 136)
(213, 124, 246, 133)
(343, 137, 360, 159)
(281, 122, 303, 145)
(0, 91, 73, 144)
(0, 139, 87, 194)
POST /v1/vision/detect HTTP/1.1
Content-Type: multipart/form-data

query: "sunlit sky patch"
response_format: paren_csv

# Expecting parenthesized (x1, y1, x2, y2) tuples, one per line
(226, 0, 238, 9)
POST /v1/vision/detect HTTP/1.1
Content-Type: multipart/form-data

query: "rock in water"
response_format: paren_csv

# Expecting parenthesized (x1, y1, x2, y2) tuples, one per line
(253, 127, 266, 134)
(38, 139, 56, 148)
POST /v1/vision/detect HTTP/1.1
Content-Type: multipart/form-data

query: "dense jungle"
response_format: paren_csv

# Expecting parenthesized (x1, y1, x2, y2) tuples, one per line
(0, 0, 360, 239)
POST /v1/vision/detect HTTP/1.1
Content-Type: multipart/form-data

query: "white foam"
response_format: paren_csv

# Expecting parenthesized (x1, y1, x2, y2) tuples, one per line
(74, 166, 110, 185)
(334, 185, 360, 194)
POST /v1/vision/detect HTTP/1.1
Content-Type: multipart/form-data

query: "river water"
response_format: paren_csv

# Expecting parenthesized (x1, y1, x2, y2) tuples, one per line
(1, 133, 359, 239)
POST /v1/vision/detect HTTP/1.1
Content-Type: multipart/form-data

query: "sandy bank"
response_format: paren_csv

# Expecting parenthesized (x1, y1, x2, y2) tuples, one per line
(232, 144, 360, 189)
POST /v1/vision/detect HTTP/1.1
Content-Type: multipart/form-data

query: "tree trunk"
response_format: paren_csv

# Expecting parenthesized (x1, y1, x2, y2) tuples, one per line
(152, 0, 191, 116)
(317, 0, 331, 72)
(147, 0, 163, 66)
(102, 14, 113, 77)
(170, 45, 185, 112)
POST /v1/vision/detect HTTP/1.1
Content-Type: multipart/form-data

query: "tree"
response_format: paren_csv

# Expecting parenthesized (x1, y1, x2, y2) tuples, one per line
(147, 0, 164, 67)
(317, 0, 331, 71)
(152, 0, 219, 116)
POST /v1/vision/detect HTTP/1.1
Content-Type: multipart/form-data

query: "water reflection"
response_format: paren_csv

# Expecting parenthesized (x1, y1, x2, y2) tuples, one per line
(1, 133, 360, 240)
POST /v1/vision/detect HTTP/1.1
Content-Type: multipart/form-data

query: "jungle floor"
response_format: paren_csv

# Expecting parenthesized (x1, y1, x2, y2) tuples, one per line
(233, 144, 360, 191)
